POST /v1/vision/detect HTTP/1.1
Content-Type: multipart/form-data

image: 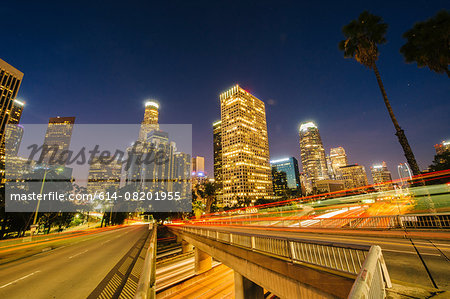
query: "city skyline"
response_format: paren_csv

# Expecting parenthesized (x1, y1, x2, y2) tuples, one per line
(2, 1, 449, 182)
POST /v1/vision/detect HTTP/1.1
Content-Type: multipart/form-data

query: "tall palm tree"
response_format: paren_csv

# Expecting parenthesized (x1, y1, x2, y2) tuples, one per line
(339, 11, 421, 176)
(400, 10, 450, 77)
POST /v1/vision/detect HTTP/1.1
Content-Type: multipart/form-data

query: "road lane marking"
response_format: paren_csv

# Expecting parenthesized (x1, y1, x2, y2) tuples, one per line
(0, 271, 41, 289)
(68, 249, 89, 259)
(383, 249, 441, 256)
(102, 239, 112, 245)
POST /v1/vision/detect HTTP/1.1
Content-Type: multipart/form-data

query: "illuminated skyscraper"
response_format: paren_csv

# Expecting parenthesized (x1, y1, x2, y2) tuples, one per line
(139, 100, 159, 140)
(270, 157, 301, 194)
(329, 147, 348, 178)
(434, 140, 450, 155)
(299, 122, 329, 184)
(0, 59, 24, 180)
(87, 156, 122, 194)
(371, 161, 393, 190)
(173, 152, 191, 199)
(272, 168, 288, 197)
(339, 164, 369, 189)
(191, 156, 205, 175)
(213, 120, 223, 204)
(220, 85, 273, 206)
(40, 116, 76, 165)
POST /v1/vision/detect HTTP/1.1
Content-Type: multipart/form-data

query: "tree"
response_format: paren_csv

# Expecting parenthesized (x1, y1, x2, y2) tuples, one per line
(203, 182, 216, 214)
(429, 151, 450, 172)
(400, 10, 450, 77)
(339, 11, 421, 176)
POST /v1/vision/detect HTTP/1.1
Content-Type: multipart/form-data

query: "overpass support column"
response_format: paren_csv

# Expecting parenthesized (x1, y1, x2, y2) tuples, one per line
(194, 247, 212, 274)
(234, 271, 264, 299)
(181, 240, 194, 253)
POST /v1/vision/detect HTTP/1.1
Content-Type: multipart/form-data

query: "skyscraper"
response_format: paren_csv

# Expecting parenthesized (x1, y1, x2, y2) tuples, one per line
(272, 167, 288, 197)
(220, 84, 273, 206)
(87, 156, 122, 194)
(434, 140, 450, 155)
(299, 122, 329, 185)
(329, 147, 348, 178)
(39, 116, 76, 165)
(0, 59, 24, 180)
(191, 156, 205, 175)
(0, 59, 23, 146)
(213, 120, 223, 204)
(371, 161, 393, 190)
(339, 164, 369, 189)
(270, 157, 301, 194)
(139, 100, 159, 140)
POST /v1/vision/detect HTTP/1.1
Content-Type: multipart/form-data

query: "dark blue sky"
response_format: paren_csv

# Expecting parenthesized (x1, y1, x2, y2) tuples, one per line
(2, 1, 449, 179)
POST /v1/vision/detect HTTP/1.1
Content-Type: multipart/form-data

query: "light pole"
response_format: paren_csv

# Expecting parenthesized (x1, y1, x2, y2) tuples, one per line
(31, 167, 64, 231)
(32, 168, 49, 226)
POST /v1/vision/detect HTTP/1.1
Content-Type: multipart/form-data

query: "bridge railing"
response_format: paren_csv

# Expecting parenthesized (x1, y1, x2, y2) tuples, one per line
(348, 245, 392, 299)
(176, 225, 392, 298)
(134, 222, 157, 299)
(181, 225, 371, 275)
(190, 212, 450, 230)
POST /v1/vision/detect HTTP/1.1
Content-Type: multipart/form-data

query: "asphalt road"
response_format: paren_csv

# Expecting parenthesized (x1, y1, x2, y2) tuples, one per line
(0, 224, 148, 299)
(156, 264, 234, 299)
(156, 252, 220, 292)
(202, 226, 450, 291)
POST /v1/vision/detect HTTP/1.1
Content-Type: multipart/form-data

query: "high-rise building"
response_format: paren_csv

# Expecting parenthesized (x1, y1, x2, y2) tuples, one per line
(0, 59, 24, 181)
(339, 164, 369, 189)
(272, 168, 288, 197)
(213, 120, 222, 196)
(191, 156, 205, 175)
(434, 140, 450, 155)
(0, 59, 23, 147)
(39, 116, 76, 165)
(299, 122, 329, 185)
(315, 179, 345, 194)
(329, 147, 348, 178)
(371, 161, 393, 190)
(139, 100, 159, 140)
(270, 157, 301, 194)
(220, 84, 273, 206)
(173, 152, 191, 199)
(4, 124, 23, 157)
(87, 156, 122, 195)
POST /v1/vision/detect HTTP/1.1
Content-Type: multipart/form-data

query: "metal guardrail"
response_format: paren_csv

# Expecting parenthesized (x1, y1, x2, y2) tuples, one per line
(134, 222, 157, 299)
(192, 213, 450, 230)
(348, 245, 392, 299)
(177, 225, 392, 298)
(181, 225, 370, 275)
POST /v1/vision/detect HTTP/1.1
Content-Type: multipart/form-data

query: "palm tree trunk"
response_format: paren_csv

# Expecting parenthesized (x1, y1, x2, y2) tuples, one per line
(372, 63, 421, 176)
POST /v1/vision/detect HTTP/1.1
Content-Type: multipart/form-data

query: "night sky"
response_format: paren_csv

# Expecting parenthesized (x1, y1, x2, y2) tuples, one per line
(2, 1, 449, 180)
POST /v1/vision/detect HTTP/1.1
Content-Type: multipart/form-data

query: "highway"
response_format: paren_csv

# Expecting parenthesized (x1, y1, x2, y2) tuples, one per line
(0, 224, 148, 299)
(157, 264, 234, 299)
(156, 252, 220, 292)
(195, 225, 450, 291)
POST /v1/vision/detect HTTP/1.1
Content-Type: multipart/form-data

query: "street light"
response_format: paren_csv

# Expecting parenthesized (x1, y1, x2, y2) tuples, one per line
(32, 166, 65, 230)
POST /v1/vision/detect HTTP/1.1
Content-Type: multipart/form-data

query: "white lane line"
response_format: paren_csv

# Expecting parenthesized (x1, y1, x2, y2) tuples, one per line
(68, 249, 89, 259)
(383, 249, 441, 256)
(0, 271, 41, 289)
(102, 239, 112, 245)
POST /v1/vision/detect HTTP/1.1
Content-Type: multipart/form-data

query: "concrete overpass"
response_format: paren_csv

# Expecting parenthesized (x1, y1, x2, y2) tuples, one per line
(167, 225, 391, 299)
